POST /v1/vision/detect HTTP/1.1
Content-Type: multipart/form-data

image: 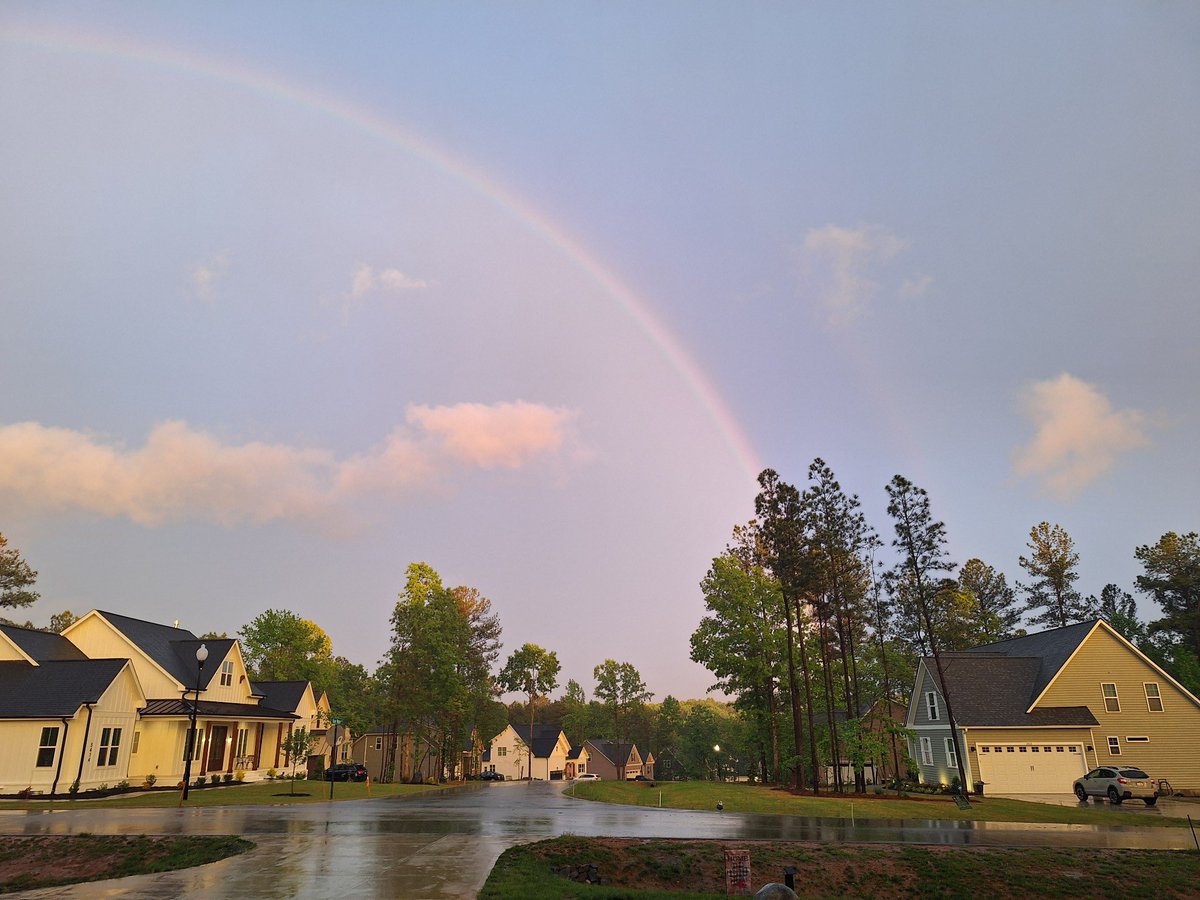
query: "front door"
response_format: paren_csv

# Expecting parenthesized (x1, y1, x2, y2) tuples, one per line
(207, 725, 228, 772)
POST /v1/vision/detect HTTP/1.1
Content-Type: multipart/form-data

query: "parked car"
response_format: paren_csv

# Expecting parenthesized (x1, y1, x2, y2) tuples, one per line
(573, 773, 601, 782)
(480, 770, 505, 781)
(1073, 766, 1158, 805)
(324, 763, 368, 782)
(627, 774, 652, 782)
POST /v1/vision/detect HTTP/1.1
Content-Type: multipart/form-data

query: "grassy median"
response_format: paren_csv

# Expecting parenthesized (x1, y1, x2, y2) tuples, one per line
(566, 780, 1190, 828)
(481, 836, 1200, 899)
(0, 834, 253, 893)
(0, 779, 445, 810)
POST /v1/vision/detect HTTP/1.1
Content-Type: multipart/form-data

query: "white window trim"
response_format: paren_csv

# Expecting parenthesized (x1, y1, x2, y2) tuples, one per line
(944, 738, 957, 769)
(920, 736, 933, 766)
(1101, 682, 1120, 712)
(1143, 682, 1164, 713)
(1106, 736, 1121, 755)
(925, 691, 940, 721)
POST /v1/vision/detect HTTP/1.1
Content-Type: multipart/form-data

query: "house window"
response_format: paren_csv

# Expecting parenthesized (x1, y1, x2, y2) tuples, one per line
(1144, 683, 1163, 713)
(220, 661, 234, 687)
(920, 737, 933, 766)
(131, 731, 140, 754)
(236, 728, 249, 758)
(1107, 736, 1121, 755)
(36, 727, 59, 767)
(944, 738, 957, 769)
(1101, 683, 1120, 712)
(1018, 746, 1027, 753)
(374, 737, 382, 751)
(184, 727, 202, 762)
(497, 747, 507, 757)
(1126, 736, 1150, 744)
(97, 727, 122, 767)
(925, 691, 940, 721)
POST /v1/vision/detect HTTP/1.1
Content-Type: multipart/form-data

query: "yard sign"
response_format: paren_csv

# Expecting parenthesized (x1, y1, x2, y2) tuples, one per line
(724, 849, 752, 896)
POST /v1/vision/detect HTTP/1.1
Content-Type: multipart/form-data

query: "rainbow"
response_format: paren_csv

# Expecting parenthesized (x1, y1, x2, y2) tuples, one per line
(2, 24, 763, 485)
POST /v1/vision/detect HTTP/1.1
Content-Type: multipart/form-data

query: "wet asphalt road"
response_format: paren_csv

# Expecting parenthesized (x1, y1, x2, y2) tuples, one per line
(2, 781, 1195, 898)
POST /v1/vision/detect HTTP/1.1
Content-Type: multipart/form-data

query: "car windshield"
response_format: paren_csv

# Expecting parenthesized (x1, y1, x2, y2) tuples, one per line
(1119, 768, 1149, 779)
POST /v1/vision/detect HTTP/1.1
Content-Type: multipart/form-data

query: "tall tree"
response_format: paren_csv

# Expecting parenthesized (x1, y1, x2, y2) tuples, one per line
(957, 558, 1022, 642)
(1136, 531, 1200, 659)
(755, 469, 822, 793)
(1090, 584, 1147, 644)
(498, 643, 560, 780)
(885, 475, 969, 794)
(593, 659, 653, 780)
(1018, 522, 1092, 629)
(691, 539, 785, 783)
(48, 610, 78, 634)
(561, 679, 590, 747)
(239, 609, 335, 685)
(0, 533, 39, 611)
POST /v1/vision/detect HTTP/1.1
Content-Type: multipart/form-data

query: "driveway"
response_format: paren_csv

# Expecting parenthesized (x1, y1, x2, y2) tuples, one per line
(3, 782, 1196, 898)
(992, 792, 1200, 817)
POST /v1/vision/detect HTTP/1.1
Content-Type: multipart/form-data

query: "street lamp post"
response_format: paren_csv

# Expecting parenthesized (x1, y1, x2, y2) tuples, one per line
(181, 643, 208, 801)
(713, 744, 722, 782)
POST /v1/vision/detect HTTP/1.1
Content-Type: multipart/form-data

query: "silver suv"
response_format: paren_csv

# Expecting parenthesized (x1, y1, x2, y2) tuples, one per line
(1073, 766, 1158, 806)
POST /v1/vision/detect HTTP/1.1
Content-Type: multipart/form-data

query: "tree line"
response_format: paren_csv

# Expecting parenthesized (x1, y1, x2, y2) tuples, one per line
(689, 462, 1200, 794)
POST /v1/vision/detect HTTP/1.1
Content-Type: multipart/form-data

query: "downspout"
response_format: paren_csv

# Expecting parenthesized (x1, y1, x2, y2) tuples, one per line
(51, 716, 71, 795)
(74, 703, 95, 790)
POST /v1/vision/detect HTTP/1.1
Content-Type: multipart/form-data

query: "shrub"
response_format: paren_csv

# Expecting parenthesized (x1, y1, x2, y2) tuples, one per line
(209, 774, 220, 785)
(194, 776, 206, 787)
(234, 769, 245, 782)
(97, 783, 109, 792)
(143, 774, 157, 788)
(266, 768, 277, 779)
(873, 787, 884, 795)
(223, 773, 233, 783)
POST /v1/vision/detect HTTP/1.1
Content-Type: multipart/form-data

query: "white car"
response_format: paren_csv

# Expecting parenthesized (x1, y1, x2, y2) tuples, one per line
(573, 773, 601, 781)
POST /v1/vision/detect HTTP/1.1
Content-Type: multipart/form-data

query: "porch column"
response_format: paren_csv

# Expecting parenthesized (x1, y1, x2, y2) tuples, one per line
(227, 724, 239, 773)
(253, 723, 264, 770)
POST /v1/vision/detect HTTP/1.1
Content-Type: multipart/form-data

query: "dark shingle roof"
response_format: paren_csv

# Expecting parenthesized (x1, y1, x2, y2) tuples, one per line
(512, 724, 565, 759)
(250, 681, 309, 712)
(0, 660, 128, 718)
(966, 619, 1097, 697)
(0, 625, 88, 662)
(95, 611, 234, 689)
(927, 654, 1098, 727)
(140, 698, 297, 720)
(585, 739, 638, 766)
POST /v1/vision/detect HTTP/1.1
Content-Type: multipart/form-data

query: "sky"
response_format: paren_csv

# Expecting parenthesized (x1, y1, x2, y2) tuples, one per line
(1, 3, 1197, 702)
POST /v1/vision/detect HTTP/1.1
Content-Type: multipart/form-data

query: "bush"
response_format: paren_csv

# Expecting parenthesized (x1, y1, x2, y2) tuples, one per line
(223, 773, 233, 783)
(97, 783, 109, 792)
(209, 774, 220, 785)
(266, 768, 277, 779)
(234, 769, 245, 782)
(143, 774, 157, 788)
(194, 776, 206, 787)
(873, 787, 884, 795)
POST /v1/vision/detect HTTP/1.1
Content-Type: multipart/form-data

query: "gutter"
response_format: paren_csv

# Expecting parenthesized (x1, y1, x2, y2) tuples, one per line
(74, 703, 95, 790)
(51, 716, 70, 795)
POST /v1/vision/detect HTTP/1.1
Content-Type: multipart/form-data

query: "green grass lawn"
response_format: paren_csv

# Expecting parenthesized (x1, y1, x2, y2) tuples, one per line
(481, 836, 1200, 899)
(0, 779, 446, 810)
(566, 780, 1189, 828)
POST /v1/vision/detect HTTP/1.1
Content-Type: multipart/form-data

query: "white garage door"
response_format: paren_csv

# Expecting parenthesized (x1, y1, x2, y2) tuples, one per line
(977, 742, 1087, 793)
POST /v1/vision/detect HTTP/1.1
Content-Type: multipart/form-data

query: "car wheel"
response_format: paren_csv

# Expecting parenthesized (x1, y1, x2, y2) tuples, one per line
(1108, 787, 1122, 805)
(1144, 796, 1157, 806)
(1074, 784, 1088, 802)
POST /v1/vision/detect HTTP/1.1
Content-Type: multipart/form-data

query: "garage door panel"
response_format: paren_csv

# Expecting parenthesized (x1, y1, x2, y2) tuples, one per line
(978, 743, 1086, 793)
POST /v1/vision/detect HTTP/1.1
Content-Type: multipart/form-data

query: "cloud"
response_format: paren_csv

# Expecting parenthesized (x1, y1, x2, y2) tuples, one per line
(190, 253, 229, 301)
(0, 402, 578, 527)
(347, 263, 428, 301)
(899, 274, 934, 299)
(1011, 373, 1151, 499)
(797, 224, 926, 325)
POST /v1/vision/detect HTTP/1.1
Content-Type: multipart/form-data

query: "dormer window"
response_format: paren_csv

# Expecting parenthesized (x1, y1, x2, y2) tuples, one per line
(926, 691, 940, 721)
(220, 660, 234, 687)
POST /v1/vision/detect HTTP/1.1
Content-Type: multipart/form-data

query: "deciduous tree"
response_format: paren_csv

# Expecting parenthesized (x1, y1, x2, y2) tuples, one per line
(593, 659, 652, 780)
(498, 643, 560, 780)
(0, 533, 39, 611)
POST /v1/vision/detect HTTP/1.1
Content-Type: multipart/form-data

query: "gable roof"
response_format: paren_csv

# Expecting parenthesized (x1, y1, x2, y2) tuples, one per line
(251, 681, 311, 712)
(0, 624, 87, 662)
(585, 739, 639, 766)
(0, 659, 130, 718)
(92, 611, 235, 691)
(920, 654, 1098, 728)
(511, 724, 566, 759)
(965, 619, 1095, 698)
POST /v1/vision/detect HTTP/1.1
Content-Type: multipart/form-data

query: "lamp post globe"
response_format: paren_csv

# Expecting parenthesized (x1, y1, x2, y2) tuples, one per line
(181, 643, 208, 801)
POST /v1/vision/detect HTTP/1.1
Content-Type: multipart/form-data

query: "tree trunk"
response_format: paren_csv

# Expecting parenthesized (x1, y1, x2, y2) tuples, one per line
(780, 586, 806, 791)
